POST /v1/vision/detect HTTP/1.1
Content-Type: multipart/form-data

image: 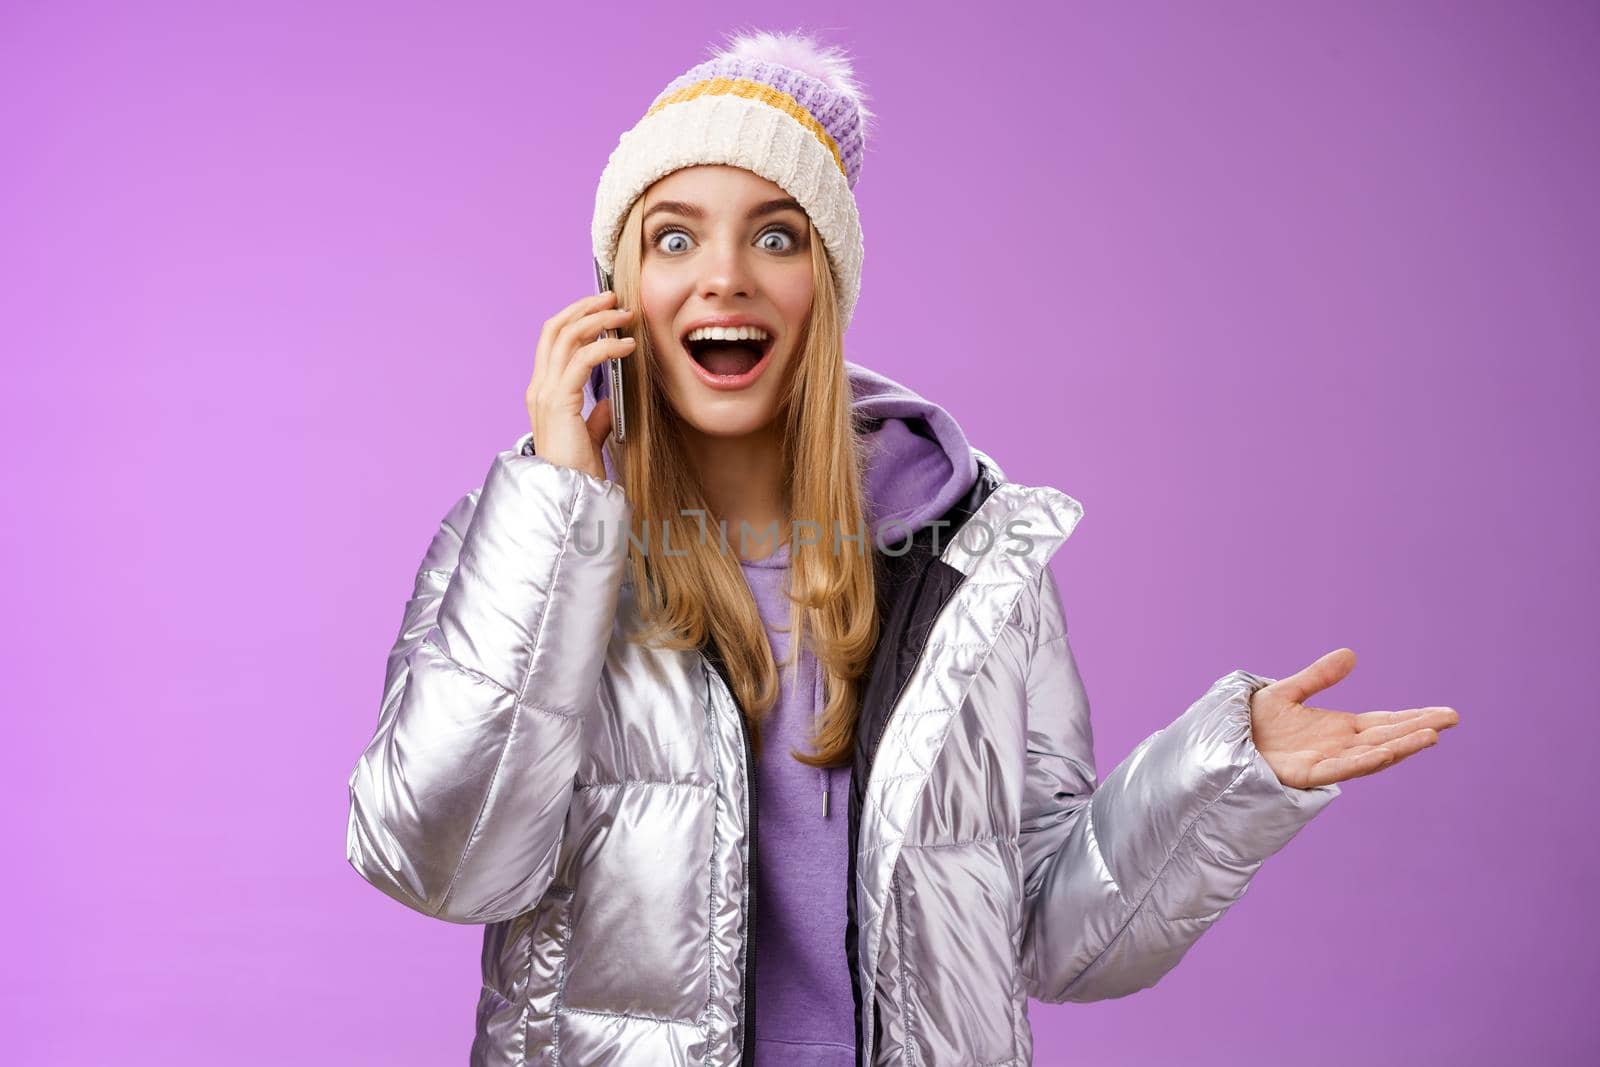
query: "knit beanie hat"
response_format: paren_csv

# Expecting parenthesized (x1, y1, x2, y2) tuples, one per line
(591, 29, 873, 332)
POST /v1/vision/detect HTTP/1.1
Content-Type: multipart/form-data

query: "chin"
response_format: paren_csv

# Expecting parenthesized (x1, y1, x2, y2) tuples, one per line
(674, 393, 785, 439)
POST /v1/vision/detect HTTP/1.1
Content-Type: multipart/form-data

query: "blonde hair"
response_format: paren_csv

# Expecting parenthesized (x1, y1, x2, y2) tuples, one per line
(603, 193, 878, 766)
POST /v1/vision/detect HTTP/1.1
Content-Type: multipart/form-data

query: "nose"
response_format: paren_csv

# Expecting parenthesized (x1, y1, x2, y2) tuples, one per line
(696, 236, 755, 302)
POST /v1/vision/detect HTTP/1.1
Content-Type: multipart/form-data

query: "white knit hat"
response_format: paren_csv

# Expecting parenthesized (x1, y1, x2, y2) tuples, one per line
(591, 30, 872, 331)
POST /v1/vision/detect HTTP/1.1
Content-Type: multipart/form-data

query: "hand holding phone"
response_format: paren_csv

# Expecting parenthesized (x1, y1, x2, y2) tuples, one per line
(524, 286, 636, 482)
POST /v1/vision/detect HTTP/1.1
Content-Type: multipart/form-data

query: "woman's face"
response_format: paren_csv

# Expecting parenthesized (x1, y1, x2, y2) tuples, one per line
(638, 165, 815, 439)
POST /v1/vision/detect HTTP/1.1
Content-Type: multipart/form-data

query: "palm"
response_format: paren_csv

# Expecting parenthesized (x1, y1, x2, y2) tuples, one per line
(1249, 648, 1461, 789)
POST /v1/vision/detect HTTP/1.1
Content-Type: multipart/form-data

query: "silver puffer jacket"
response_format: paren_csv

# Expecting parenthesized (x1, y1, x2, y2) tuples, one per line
(346, 433, 1340, 1066)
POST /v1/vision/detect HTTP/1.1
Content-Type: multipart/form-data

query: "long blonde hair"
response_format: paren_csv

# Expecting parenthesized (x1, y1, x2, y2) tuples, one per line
(603, 193, 878, 766)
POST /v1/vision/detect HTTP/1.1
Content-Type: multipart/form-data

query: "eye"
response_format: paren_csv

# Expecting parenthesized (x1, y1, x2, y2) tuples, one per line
(650, 226, 693, 254)
(759, 226, 800, 253)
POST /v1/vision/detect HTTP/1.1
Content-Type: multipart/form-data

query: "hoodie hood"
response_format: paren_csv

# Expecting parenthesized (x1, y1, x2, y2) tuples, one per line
(584, 359, 980, 543)
(845, 361, 979, 544)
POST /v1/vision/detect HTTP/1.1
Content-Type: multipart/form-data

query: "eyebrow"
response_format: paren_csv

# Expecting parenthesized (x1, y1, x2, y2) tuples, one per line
(642, 197, 805, 225)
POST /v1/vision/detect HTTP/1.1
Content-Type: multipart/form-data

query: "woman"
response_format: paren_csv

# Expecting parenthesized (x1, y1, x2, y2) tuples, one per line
(345, 30, 1460, 1066)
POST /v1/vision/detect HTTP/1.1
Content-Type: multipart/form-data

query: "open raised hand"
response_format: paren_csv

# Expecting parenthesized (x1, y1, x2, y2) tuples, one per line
(1249, 648, 1460, 789)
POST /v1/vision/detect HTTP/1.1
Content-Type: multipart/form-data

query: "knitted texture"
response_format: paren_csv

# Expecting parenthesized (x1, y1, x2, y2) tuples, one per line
(591, 31, 870, 331)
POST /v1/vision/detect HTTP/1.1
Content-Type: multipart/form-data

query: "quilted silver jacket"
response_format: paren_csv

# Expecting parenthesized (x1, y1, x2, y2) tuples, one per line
(345, 435, 1340, 1066)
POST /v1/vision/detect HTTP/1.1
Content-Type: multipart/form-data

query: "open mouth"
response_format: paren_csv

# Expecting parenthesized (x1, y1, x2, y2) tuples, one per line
(682, 332, 776, 379)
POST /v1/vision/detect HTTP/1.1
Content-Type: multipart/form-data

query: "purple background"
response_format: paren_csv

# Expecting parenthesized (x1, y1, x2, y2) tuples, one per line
(4, 1, 1595, 1063)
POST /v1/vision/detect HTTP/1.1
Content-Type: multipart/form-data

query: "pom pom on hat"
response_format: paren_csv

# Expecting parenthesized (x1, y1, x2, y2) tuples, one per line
(706, 28, 876, 137)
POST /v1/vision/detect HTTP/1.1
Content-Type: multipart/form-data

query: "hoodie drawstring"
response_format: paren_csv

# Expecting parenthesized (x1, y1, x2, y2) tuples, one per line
(814, 662, 832, 819)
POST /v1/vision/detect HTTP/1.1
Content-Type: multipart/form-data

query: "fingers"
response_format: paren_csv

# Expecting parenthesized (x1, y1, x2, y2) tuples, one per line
(1271, 648, 1357, 705)
(1353, 708, 1460, 746)
(549, 305, 635, 400)
(1308, 727, 1441, 786)
(555, 303, 634, 371)
(1355, 706, 1460, 732)
(533, 291, 616, 395)
(559, 332, 636, 400)
(528, 293, 637, 443)
(1361, 728, 1440, 771)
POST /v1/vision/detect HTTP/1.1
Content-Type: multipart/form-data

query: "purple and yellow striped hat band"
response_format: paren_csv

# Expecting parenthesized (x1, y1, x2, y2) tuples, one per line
(591, 31, 871, 331)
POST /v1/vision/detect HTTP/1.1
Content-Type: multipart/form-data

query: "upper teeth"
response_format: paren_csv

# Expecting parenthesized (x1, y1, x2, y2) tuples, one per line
(685, 325, 770, 343)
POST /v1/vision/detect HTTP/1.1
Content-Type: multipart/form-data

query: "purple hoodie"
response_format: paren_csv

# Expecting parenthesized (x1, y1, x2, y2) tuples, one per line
(584, 361, 978, 1063)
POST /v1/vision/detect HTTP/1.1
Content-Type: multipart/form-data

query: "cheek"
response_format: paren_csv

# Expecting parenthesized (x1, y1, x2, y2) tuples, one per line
(776, 277, 814, 332)
(638, 273, 680, 343)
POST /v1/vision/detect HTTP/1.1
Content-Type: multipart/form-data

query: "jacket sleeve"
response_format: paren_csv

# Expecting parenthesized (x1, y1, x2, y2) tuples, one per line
(1017, 564, 1340, 1002)
(345, 441, 630, 924)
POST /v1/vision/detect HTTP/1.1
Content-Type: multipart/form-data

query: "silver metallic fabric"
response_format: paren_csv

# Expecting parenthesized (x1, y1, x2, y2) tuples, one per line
(346, 442, 1340, 1065)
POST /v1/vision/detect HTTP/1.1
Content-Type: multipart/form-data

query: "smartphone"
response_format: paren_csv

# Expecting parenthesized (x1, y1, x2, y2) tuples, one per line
(593, 256, 627, 442)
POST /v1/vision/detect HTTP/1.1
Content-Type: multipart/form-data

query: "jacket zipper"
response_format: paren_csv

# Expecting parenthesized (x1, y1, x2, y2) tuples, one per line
(859, 648, 917, 1066)
(739, 700, 759, 1064)
(850, 459, 999, 1065)
(855, 650, 920, 1065)
(857, 557, 966, 1066)
(702, 651, 759, 1064)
